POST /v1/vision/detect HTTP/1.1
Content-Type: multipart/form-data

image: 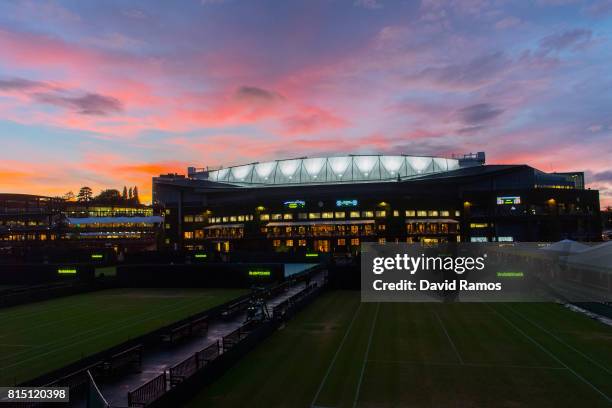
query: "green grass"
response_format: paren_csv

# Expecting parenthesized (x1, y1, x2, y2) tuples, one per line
(185, 292, 612, 408)
(0, 287, 246, 385)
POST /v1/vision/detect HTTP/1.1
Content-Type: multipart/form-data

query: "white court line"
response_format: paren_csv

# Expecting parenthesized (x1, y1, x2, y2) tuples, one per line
(311, 302, 363, 408)
(352, 302, 380, 408)
(367, 359, 567, 370)
(487, 304, 612, 405)
(0, 343, 34, 348)
(433, 311, 464, 365)
(503, 304, 612, 376)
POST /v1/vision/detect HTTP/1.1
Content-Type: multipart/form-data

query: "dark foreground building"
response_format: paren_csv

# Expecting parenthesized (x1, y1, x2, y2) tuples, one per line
(153, 153, 601, 254)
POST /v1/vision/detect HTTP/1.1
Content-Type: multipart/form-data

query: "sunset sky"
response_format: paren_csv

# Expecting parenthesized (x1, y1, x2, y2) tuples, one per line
(1, 0, 611, 205)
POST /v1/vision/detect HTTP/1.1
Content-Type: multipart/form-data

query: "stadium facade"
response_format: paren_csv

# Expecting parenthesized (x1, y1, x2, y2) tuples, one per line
(153, 152, 602, 254)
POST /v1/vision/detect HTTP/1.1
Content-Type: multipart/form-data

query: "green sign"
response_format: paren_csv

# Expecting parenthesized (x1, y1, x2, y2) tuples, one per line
(91, 254, 103, 259)
(305, 253, 319, 258)
(284, 200, 306, 209)
(194, 253, 208, 259)
(249, 270, 271, 277)
(58, 268, 77, 275)
(496, 271, 524, 278)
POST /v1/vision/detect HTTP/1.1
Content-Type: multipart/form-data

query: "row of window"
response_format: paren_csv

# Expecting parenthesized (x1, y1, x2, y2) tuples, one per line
(182, 209, 461, 224)
(260, 209, 459, 221)
(272, 238, 362, 247)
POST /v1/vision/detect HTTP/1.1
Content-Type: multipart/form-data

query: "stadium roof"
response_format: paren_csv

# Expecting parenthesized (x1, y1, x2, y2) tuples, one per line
(197, 155, 461, 186)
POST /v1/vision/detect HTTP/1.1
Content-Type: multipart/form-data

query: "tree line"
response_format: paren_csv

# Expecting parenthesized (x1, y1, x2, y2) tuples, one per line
(63, 186, 141, 205)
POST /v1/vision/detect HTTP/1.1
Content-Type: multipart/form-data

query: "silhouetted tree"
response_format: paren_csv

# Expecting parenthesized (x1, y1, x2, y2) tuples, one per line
(128, 187, 133, 200)
(63, 191, 75, 201)
(95, 189, 122, 204)
(122, 186, 128, 201)
(77, 186, 93, 203)
(132, 186, 140, 204)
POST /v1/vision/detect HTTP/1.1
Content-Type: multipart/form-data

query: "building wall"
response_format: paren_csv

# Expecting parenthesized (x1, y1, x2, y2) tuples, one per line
(154, 166, 602, 254)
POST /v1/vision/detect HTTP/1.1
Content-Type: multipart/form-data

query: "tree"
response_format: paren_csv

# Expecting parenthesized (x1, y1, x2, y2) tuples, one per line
(132, 186, 140, 204)
(77, 186, 93, 203)
(95, 189, 122, 204)
(128, 187, 133, 200)
(122, 186, 128, 201)
(63, 191, 75, 201)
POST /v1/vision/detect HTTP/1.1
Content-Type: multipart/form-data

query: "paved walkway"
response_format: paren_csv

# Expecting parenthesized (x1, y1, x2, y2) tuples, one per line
(72, 273, 324, 407)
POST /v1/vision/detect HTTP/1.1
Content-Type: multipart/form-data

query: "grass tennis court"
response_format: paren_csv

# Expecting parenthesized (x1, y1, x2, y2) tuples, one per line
(186, 291, 612, 407)
(0, 288, 246, 385)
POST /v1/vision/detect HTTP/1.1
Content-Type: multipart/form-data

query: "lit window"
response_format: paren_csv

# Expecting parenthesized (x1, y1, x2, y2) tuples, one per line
(337, 238, 346, 246)
(322, 212, 333, 219)
(428, 210, 439, 217)
(406, 210, 416, 217)
(195, 215, 205, 222)
(272, 214, 282, 220)
(309, 213, 321, 219)
(455, 210, 461, 217)
(298, 239, 307, 246)
(375, 210, 386, 218)
(470, 237, 488, 242)
(165, 209, 171, 215)
(350, 211, 360, 218)
(273, 239, 281, 247)
(222, 217, 228, 222)
(378, 238, 386, 244)
(184, 231, 194, 239)
(351, 238, 360, 246)
(393, 210, 399, 217)
(298, 213, 307, 219)
(230, 216, 237, 222)
(165, 224, 171, 229)
(283, 213, 293, 220)
(195, 230, 204, 239)
(238, 215, 245, 221)
(184, 215, 194, 223)
(497, 236, 514, 242)
(362, 211, 374, 218)
(335, 212, 345, 218)
(417, 210, 427, 217)
(378, 224, 386, 231)
(440, 210, 450, 217)
(286, 239, 294, 247)
(260, 214, 270, 221)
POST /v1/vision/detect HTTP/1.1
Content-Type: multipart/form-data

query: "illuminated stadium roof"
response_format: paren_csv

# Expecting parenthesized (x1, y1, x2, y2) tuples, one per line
(199, 155, 462, 186)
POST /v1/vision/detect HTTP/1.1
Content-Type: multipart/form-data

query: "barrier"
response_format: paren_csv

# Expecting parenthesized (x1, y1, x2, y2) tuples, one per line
(190, 316, 209, 334)
(100, 344, 142, 376)
(222, 320, 260, 351)
(169, 340, 221, 387)
(220, 298, 251, 320)
(127, 372, 167, 407)
(169, 354, 198, 387)
(160, 323, 191, 344)
(196, 340, 220, 366)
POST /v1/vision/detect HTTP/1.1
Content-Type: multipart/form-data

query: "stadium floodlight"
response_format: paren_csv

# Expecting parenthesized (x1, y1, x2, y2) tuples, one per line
(381, 156, 403, 174)
(231, 164, 252, 180)
(279, 159, 300, 178)
(255, 161, 276, 179)
(407, 156, 431, 172)
(329, 156, 351, 177)
(303, 158, 326, 178)
(354, 156, 378, 176)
